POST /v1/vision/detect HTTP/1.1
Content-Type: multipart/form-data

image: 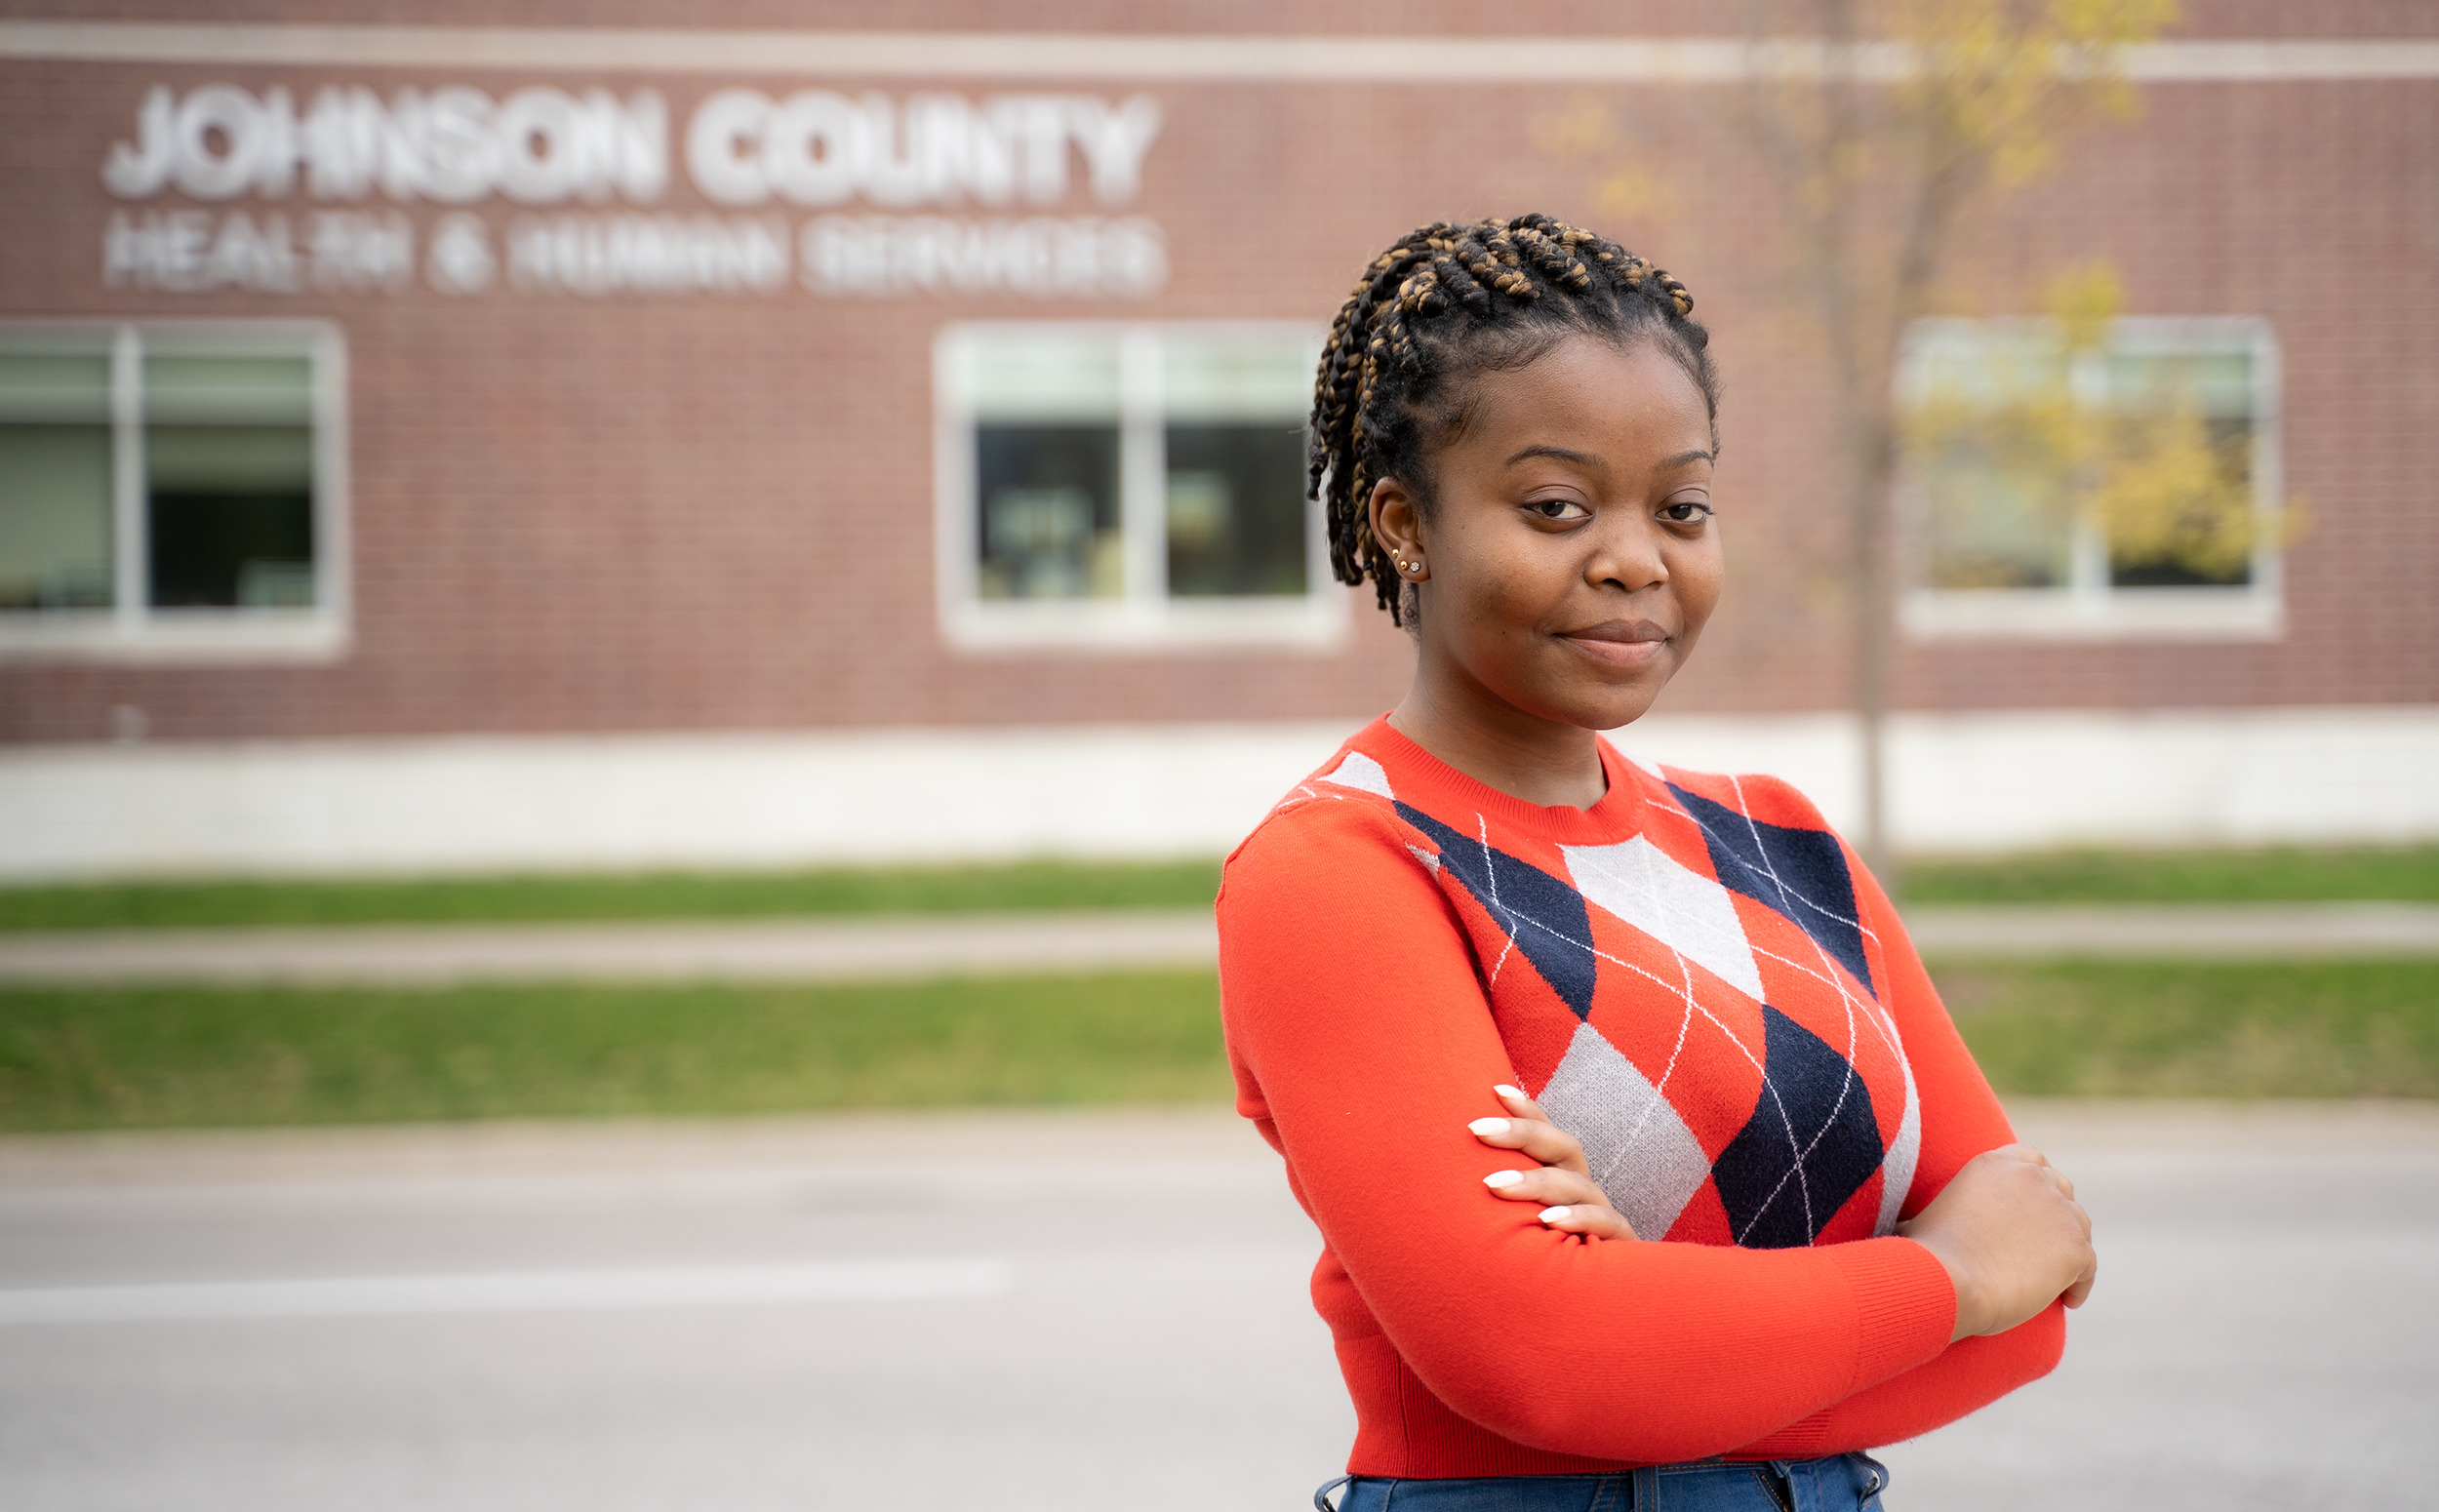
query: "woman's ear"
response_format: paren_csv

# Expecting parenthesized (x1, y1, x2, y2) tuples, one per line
(1368, 478, 1428, 582)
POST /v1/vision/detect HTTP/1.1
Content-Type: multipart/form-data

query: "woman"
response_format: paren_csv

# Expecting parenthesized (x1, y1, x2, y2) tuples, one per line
(1217, 215, 2097, 1511)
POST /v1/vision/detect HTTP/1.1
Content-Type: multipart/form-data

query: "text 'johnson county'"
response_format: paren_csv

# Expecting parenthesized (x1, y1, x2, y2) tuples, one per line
(94, 84, 1169, 300)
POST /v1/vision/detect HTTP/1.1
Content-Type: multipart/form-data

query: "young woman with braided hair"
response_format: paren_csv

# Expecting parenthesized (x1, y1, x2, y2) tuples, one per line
(1219, 215, 2096, 1511)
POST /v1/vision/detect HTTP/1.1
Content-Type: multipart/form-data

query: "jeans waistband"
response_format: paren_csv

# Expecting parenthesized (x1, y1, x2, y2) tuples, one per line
(1314, 1452, 1889, 1512)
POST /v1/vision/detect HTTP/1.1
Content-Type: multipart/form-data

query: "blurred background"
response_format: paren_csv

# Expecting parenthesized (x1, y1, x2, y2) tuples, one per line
(0, 3, 2433, 1510)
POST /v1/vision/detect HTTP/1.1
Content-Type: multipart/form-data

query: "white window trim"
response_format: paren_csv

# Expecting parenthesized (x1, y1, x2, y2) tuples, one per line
(934, 320, 1344, 654)
(0, 318, 350, 664)
(1899, 315, 2283, 644)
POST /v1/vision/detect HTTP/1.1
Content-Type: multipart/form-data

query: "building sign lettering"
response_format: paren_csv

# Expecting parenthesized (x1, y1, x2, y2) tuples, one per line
(97, 83, 1167, 300)
(681, 90, 1159, 210)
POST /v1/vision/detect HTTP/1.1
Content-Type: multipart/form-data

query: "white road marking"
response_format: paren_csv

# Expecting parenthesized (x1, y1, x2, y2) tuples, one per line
(0, 1259, 1013, 1324)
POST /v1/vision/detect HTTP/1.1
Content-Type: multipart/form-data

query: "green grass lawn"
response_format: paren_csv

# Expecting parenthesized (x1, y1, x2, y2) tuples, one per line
(3, 961, 2431, 1133)
(1902, 845, 2439, 904)
(2, 845, 2431, 933)
(1939, 959, 2439, 1099)
(0, 857, 1224, 932)
(0, 973, 1229, 1133)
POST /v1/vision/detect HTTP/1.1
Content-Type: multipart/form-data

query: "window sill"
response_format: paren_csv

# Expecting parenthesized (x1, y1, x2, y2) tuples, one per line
(1901, 587, 2284, 643)
(941, 596, 1348, 654)
(0, 611, 349, 663)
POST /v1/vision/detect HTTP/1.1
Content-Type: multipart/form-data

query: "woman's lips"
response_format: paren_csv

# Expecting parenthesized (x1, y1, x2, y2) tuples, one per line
(1556, 620, 1670, 668)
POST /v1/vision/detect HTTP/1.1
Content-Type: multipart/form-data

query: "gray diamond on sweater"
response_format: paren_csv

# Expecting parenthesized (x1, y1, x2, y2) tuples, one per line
(1538, 1021, 1713, 1243)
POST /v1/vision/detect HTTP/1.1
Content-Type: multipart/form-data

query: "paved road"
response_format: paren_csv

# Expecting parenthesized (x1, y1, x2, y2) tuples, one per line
(0, 1111, 1347, 1512)
(1, 1102, 2433, 1511)
(2, 901, 2435, 985)
(1886, 1102, 2439, 1510)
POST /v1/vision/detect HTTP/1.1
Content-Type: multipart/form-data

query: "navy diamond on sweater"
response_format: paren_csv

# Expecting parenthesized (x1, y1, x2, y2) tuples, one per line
(1668, 784, 1874, 997)
(1397, 804, 1597, 1019)
(1712, 1005, 1886, 1249)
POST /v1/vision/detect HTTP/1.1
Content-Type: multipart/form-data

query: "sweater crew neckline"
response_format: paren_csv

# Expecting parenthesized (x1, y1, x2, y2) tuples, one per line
(1355, 714, 1651, 845)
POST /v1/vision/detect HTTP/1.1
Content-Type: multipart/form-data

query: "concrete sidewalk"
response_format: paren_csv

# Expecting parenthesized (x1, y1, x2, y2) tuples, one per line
(1899, 900, 2439, 959)
(0, 909, 1220, 985)
(0, 902, 2433, 986)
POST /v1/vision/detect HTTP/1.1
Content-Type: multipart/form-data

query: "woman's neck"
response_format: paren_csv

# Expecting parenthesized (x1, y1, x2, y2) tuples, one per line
(1387, 682, 1609, 811)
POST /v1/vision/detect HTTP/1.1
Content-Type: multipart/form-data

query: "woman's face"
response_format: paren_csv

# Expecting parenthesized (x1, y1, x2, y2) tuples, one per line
(1371, 334, 1723, 736)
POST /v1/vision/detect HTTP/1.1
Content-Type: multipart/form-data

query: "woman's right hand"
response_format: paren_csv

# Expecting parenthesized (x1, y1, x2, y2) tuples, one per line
(1898, 1143, 2098, 1341)
(1470, 1084, 1639, 1242)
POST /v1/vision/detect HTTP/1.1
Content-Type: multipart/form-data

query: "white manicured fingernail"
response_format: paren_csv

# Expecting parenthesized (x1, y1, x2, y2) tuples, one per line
(1469, 1118, 1509, 1136)
(1539, 1207, 1572, 1223)
(1494, 1085, 1528, 1101)
(1484, 1170, 1523, 1189)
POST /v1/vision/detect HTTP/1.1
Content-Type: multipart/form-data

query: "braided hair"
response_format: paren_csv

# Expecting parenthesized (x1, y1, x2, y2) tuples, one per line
(1310, 214, 1718, 624)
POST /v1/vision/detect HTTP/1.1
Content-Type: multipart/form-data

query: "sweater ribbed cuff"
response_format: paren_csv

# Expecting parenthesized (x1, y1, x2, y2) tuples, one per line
(1828, 1237, 1958, 1392)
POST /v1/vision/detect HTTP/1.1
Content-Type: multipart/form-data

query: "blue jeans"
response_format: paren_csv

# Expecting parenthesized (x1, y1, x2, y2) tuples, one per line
(1317, 1453, 1890, 1511)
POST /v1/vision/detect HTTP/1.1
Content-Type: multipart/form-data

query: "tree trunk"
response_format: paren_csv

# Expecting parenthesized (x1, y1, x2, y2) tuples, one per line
(1848, 409, 1900, 893)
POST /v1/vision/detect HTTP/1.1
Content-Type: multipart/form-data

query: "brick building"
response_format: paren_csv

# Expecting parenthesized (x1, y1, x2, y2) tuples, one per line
(1, 4, 2433, 877)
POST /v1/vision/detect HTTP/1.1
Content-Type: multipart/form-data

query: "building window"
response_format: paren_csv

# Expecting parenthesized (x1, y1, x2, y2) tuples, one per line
(936, 323, 1339, 650)
(0, 321, 346, 660)
(1897, 317, 2282, 640)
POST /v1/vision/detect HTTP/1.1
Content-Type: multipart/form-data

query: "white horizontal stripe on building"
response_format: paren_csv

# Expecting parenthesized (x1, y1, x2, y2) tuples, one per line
(0, 1259, 1013, 1323)
(1, 22, 2434, 83)
(3, 707, 2437, 880)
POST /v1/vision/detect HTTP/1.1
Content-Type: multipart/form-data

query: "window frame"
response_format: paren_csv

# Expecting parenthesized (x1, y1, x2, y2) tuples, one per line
(0, 318, 349, 663)
(933, 320, 1343, 653)
(1897, 315, 2284, 643)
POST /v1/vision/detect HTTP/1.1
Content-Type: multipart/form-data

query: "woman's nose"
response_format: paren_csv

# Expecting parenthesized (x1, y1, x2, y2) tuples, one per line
(1585, 517, 1668, 592)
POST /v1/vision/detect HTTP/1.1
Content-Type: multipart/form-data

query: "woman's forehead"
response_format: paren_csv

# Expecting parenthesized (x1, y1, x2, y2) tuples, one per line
(1453, 338, 1712, 460)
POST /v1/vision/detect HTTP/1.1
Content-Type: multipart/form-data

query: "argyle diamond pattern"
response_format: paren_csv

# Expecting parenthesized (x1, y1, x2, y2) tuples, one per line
(1396, 803, 1599, 1020)
(1537, 1020, 1714, 1242)
(1711, 1006, 1886, 1249)
(1667, 783, 1876, 997)
(1362, 761, 1918, 1251)
(1561, 835, 1766, 1002)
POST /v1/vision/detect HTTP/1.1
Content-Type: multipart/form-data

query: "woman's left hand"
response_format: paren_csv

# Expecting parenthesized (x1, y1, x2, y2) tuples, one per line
(1470, 1084, 1639, 1242)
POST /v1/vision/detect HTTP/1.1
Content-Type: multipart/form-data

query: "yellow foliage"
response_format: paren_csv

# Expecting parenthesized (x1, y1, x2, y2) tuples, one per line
(2044, 260, 2120, 354)
(1903, 255, 2295, 582)
(1595, 163, 1682, 223)
(1528, 99, 1621, 161)
(1528, 99, 1683, 227)
(1891, 0, 2179, 186)
(2088, 409, 2249, 577)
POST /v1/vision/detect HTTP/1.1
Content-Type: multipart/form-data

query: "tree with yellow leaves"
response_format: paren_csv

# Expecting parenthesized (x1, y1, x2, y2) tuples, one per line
(1764, 0, 2183, 883)
(1904, 262, 2283, 599)
(1540, 1, 2242, 878)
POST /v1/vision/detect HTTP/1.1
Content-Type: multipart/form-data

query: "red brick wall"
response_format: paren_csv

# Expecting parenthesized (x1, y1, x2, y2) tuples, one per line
(2, 1, 2432, 742)
(7, 0, 2434, 38)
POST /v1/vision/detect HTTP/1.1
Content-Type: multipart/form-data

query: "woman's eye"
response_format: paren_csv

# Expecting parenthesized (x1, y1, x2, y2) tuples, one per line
(1525, 498, 1590, 521)
(1657, 500, 1714, 524)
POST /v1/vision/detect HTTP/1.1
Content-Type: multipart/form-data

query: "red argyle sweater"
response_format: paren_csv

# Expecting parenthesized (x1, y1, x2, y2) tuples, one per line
(1218, 717, 2063, 1476)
